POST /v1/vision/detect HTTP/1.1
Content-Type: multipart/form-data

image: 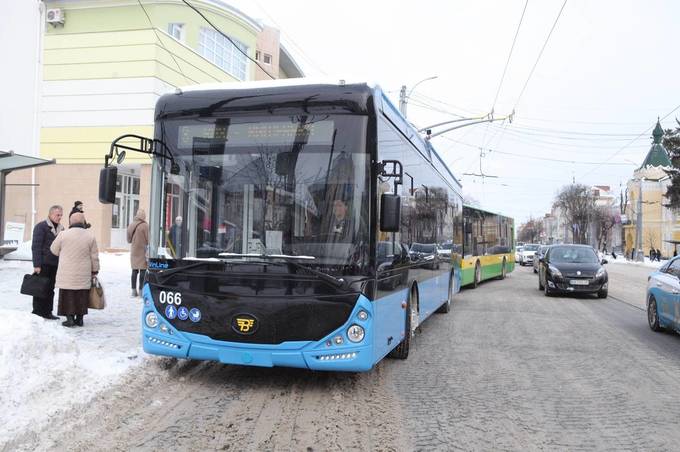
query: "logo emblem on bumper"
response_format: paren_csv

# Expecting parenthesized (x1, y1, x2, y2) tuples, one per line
(232, 314, 258, 335)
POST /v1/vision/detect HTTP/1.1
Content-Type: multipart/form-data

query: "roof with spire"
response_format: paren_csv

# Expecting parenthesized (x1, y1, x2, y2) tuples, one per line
(639, 119, 671, 169)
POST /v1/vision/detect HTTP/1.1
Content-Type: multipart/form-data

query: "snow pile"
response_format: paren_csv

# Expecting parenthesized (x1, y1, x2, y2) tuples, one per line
(3, 240, 33, 261)
(607, 255, 666, 269)
(0, 252, 148, 445)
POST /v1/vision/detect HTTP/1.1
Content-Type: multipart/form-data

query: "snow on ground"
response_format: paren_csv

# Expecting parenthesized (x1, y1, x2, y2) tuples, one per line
(606, 254, 666, 269)
(0, 252, 148, 446)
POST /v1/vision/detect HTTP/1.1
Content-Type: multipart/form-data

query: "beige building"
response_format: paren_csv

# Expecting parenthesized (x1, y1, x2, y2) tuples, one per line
(623, 120, 679, 258)
(4, 0, 303, 250)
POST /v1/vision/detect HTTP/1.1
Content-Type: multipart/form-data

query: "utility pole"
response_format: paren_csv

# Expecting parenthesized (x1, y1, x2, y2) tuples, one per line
(635, 178, 644, 262)
(398, 85, 407, 116)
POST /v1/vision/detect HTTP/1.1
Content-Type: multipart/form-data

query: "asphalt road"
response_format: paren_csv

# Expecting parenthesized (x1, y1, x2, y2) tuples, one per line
(8, 264, 680, 451)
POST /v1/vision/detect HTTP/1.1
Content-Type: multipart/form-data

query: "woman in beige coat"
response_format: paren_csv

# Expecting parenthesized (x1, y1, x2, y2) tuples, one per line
(50, 212, 100, 327)
(127, 209, 149, 297)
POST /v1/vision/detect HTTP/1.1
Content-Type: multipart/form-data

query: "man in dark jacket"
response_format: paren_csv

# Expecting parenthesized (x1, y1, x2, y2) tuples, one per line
(31, 205, 64, 319)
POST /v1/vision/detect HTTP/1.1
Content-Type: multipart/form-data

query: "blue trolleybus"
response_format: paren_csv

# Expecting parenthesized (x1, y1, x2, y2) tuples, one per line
(98, 81, 464, 372)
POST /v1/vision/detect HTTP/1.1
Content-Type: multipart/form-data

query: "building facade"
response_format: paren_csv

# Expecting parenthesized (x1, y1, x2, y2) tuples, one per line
(5, 0, 303, 249)
(623, 120, 679, 258)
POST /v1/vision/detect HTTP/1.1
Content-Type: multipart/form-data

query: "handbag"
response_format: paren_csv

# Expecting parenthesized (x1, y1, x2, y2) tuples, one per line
(88, 276, 106, 310)
(20, 273, 51, 298)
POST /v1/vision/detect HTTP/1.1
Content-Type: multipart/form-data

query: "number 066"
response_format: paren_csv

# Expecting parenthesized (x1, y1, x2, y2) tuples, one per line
(159, 291, 182, 305)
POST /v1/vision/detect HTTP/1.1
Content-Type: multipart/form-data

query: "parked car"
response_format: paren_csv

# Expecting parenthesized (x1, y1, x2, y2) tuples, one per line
(438, 241, 453, 259)
(515, 246, 524, 263)
(533, 245, 551, 274)
(518, 244, 540, 266)
(538, 244, 608, 297)
(409, 243, 440, 270)
(646, 257, 680, 333)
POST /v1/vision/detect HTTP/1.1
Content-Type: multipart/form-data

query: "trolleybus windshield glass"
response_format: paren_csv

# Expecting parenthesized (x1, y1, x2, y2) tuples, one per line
(154, 114, 370, 274)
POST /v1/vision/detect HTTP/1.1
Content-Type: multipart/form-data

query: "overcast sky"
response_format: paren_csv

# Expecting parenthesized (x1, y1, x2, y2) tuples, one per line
(230, 0, 680, 223)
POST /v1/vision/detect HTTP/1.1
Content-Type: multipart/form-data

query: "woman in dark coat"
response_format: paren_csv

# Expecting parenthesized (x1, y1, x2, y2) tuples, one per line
(127, 209, 149, 297)
(69, 201, 91, 228)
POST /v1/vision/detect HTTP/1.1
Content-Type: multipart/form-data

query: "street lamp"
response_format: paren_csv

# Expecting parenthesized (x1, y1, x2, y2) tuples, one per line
(399, 76, 438, 118)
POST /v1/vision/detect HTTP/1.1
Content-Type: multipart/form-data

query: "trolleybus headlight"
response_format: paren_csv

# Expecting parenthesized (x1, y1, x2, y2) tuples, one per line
(357, 310, 368, 321)
(347, 324, 365, 343)
(159, 323, 169, 334)
(145, 312, 159, 328)
(333, 335, 344, 345)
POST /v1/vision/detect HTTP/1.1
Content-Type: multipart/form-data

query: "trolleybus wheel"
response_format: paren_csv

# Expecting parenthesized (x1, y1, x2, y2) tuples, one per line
(436, 272, 454, 313)
(389, 287, 416, 359)
(497, 258, 507, 280)
(472, 261, 481, 288)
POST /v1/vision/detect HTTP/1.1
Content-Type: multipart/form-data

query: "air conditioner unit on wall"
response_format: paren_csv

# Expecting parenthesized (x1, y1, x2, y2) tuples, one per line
(46, 9, 65, 25)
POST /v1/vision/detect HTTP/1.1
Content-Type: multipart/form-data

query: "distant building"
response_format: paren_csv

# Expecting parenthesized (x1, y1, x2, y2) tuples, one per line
(622, 120, 676, 258)
(4, 0, 304, 249)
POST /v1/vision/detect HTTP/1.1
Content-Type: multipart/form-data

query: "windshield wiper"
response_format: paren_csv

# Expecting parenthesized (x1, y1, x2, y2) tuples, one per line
(218, 252, 347, 289)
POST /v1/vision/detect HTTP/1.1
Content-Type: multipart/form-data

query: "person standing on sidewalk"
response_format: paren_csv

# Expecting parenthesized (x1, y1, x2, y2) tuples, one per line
(68, 200, 91, 228)
(30, 205, 64, 319)
(127, 209, 149, 297)
(50, 212, 100, 327)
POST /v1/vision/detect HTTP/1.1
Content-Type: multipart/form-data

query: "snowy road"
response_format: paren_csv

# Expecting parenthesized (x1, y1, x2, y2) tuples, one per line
(5, 257, 680, 451)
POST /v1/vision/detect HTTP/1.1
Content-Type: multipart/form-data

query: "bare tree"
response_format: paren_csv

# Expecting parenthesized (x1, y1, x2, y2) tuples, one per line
(555, 184, 595, 244)
(592, 206, 616, 251)
(518, 217, 545, 243)
(645, 229, 659, 253)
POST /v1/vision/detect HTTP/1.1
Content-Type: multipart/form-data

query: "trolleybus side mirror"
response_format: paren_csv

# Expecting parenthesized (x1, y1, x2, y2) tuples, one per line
(380, 193, 401, 232)
(98, 166, 117, 204)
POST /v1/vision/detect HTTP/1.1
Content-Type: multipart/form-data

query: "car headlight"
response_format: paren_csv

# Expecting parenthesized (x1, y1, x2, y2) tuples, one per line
(347, 324, 365, 343)
(596, 267, 606, 278)
(145, 312, 159, 328)
(548, 265, 562, 278)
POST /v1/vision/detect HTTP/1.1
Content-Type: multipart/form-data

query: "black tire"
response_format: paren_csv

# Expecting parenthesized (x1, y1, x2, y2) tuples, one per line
(436, 273, 454, 313)
(533, 266, 537, 274)
(648, 296, 662, 332)
(389, 288, 415, 359)
(597, 289, 608, 299)
(538, 273, 544, 291)
(472, 262, 481, 288)
(544, 279, 552, 297)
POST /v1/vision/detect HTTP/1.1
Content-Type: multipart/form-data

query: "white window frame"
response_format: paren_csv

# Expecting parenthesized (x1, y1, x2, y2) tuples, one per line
(168, 23, 185, 42)
(198, 27, 249, 81)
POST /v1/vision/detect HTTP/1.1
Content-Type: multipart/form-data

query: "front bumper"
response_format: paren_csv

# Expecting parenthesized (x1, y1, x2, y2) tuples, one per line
(140, 285, 376, 372)
(547, 277, 608, 293)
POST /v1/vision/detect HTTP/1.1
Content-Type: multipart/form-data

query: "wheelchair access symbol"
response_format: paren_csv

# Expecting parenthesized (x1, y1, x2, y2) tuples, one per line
(177, 306, 189, 321)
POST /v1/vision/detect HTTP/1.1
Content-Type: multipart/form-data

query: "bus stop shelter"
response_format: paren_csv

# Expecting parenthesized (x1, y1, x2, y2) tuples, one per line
(0, 150, 56, 256)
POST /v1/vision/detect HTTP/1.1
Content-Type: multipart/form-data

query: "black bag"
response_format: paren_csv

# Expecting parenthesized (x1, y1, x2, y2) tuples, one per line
(20, 273, 51, 298)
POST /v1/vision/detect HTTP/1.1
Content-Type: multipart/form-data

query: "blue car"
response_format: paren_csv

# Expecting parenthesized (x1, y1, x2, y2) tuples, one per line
(647, 258, 680, 333)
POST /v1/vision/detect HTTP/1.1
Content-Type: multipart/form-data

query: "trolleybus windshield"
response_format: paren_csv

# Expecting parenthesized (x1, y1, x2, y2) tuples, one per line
(153, 114, 370, 275)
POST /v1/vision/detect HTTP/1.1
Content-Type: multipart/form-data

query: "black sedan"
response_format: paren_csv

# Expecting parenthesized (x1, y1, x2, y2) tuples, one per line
(538, 244, 608, 298)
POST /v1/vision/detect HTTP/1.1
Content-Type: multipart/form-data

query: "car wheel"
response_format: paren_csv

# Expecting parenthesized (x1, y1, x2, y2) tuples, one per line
(544, 279, 552, 297)
(538, 273, 544, 291)
(472, 262, 481, 288)
(389, 287, 415, 359)
(648, 296, 662, 332)
(597, 289, 608, 299)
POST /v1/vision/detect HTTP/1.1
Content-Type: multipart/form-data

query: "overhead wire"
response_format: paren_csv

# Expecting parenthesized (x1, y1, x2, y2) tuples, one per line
(180, 0, 276, 80)
(491, 0, 529, 111)
(136, 0, 192, 85)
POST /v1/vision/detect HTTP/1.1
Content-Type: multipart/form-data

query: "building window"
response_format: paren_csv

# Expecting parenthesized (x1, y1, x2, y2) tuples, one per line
(255, 50, 261, 61)
(263, 53, 272, 65)
(168, 23, 185, 42)
(198, 27, 248, 81)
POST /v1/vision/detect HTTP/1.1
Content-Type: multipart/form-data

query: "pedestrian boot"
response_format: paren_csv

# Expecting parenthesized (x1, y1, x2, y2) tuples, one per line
(62, 315, 75, 328)
(44, 314, 60, 320)
(74, 315, 83, 327)
(131, 288, 138, 297)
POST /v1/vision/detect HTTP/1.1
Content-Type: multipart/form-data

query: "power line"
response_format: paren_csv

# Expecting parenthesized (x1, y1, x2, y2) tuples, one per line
(491, 0, 529, 111)
(512, 0, 568, 111)
(136, 0, 191, 85)
(578, 102, 680, 180)
(180, 0, 276, 80)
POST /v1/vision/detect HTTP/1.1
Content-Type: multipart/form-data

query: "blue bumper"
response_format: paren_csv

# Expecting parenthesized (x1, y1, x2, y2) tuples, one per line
(141, 285, 376, 372)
